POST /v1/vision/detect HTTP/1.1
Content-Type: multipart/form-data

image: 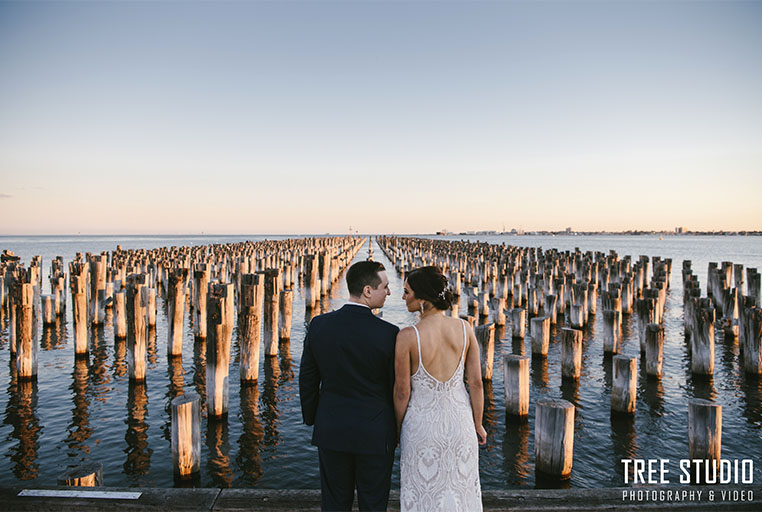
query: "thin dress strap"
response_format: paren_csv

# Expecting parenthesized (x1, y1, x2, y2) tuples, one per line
(459, 319, 468, 364)
(411, 325, 423, 372)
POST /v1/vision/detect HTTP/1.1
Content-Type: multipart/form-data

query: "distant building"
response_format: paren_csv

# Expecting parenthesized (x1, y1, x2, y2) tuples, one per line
(675, 226, 684, 234)
(565, 227, 572, 234)
(436, 229, 450, 235)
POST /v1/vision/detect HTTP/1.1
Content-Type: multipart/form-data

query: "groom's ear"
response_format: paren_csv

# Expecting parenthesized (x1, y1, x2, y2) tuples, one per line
(362, 284, 372, 297)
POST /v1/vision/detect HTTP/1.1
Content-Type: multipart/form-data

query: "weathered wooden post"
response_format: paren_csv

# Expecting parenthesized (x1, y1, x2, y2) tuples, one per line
(691, 307, 715, 376)
(479, 291, 490, 318)
(611, 355, 636, 414)
(530, 315, 551, 357)
(126, 275, 146, 382)
(89, 254, 107, 325)
(167, 269, 187, 358)
(561, 328, 582, 379)
(304, 255, 319, 309)
(503, 355, 529, 419)
(262, 269, 281, 357)
(206, 283, 232, 418)
(113, 290, 127, 339)
(587, 282, 597, 316)
(742, 307, 762, 374)
(57, 462, 103, 487)
(15, 283, 37, 380)
(636, 298, 656, 352)
(495, 297, 506, 326)
(192, 265, 209, 339)
(240, 273, 263, 383)
(569, 303, 585, 329)
(71, 274, 88, 357)
(511, 308, 526, 339)
(545, 294, 558, 324)
(143, 287, 157, 328)
(279, 289, 293, 340)
(475, 323, 495, 380)
(645, 323, 664, 378)
(602, 309, 620, 354)
(688, 399, 722, 484)
(535, 399, 575, 480)
(171, 393, 201, 482)
(41, 294, 56, 325)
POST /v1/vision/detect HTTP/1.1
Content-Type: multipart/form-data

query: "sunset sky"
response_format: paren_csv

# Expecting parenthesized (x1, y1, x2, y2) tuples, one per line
(1, 1, 760, 235)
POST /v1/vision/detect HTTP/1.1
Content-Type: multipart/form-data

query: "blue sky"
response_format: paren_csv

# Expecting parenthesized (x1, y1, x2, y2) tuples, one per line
(1, 1, 760, 234)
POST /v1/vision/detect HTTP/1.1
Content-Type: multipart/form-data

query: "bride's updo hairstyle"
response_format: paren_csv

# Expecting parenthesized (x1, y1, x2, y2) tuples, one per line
(406, 266, 454, 310)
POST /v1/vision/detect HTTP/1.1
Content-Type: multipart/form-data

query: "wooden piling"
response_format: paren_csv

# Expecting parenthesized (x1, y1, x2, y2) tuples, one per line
(15, 283, 36, 380)
(206, 284, 232, 418)
(263, 269, 281, 357)
(126, 275, 146, 382)
(168, 269, 187, 358)
(475, 323, 495, 380)
(530, 315, 551, 357)
(171, 393, 201, 481)
(545, 294, 558, 325)
(41, 294, 56, 325)
(113, 291, 127, 339)
(71, 274, 88, 357)
(691, 307, 715, 375)
(192, 266, 210, 339)
(143, 287, 157, 327)
(645, 323, 664, 378)
(279, 289, 293, 340)
(561, 328, 582, 380)
(742, 307, 762, 374)
(503, 355, 529, 419)
(602, 309, 620, 354)
(511, 308, 526, 339)
(611, 356, 636, 414)
(534, 398, 575, 480)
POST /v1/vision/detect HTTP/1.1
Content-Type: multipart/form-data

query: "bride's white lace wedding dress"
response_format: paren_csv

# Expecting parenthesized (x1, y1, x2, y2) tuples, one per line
(400, 320, 482, 511)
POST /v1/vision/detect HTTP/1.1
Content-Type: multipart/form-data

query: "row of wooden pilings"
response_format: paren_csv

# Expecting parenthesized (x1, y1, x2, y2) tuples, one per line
(376, 236, 761, 481)
(1, 237, 365, 482)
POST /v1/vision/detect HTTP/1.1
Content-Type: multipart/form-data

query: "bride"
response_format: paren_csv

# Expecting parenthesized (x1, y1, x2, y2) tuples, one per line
(394, 266, 486, 512)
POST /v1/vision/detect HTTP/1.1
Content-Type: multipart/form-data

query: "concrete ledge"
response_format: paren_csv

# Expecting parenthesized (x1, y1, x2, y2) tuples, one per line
(1, 486, 759, 511)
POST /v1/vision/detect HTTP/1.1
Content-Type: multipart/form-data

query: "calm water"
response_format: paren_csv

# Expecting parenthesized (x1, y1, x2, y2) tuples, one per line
(0, 234, 761, 489)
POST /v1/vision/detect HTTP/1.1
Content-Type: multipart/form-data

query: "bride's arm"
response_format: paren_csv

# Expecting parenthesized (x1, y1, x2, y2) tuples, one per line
(464, 324, 487, 445)
(393, 327, 415, 441)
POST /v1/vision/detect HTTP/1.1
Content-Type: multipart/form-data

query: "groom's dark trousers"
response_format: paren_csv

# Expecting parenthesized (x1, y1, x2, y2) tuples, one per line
(300, 304, 399, 511)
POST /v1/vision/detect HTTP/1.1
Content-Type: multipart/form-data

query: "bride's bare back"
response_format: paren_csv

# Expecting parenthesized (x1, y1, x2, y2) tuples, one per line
(411, 314, 469, 381)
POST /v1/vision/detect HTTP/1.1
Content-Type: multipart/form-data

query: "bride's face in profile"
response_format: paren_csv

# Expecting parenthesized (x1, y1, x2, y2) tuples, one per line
(402, 280, 419, 313)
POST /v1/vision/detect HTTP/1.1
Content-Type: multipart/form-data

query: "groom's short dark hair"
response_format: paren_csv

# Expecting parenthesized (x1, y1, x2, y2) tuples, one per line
(347, 260, 385, 296)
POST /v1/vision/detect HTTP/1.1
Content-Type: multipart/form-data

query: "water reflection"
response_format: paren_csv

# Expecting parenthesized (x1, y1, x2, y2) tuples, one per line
(147, 326, 157, 366)
(511, 337, 525, 356)
(207, 417, 233, 487)
(40, 319, 67, 350)
(163, 359, 185, 442)
(560, 377, 580, 408)
(4, 377, 41, 480)
(261, 356, 281, 448)
(640, 361, 665, 417)
(124, 382, 151, 478)
(741, 373, 762, 426)
(483, 380, 498, 445)
(610, 414, 638, 484)
(502, 416, 531, 486)
(531, 357, 549, 390)
(279, 339, 294, 383)
(193, 339, 207, 414)
(236, 383, 264, 485)
(113, 338, 128, 378)
(67, 357, 92, 458)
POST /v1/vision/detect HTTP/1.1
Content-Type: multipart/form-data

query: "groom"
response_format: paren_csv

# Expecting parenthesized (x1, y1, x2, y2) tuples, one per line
(299, 260, 399, 511)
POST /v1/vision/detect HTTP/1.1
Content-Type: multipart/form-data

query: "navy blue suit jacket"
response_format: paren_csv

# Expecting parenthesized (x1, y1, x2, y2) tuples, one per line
(299, 304, 399, 455)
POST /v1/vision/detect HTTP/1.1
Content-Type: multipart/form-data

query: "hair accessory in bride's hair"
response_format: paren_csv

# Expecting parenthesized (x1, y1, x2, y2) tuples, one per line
(438, 286, 450, 300)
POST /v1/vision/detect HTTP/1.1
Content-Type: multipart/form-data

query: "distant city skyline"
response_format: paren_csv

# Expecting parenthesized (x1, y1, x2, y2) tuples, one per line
(1, 1, 760, 235)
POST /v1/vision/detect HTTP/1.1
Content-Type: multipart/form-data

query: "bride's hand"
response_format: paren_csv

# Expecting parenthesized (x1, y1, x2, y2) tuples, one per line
(476, 424, 487, 445)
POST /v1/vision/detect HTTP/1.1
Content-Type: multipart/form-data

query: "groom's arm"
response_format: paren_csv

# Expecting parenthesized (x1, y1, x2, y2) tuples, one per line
(299, 321, 320, 426)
